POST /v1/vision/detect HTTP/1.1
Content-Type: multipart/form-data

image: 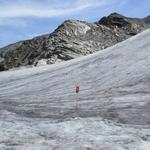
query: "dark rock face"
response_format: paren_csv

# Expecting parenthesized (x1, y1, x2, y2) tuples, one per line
(144, 15, 150, 23)
(99, 13, 130, 27)
(99, 13, 149, 35)
(0, 13, 150, 71)
(0, 63, 5, 71)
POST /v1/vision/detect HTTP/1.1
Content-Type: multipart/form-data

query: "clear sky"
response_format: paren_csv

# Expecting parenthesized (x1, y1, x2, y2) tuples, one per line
(0, 0, 150, 48)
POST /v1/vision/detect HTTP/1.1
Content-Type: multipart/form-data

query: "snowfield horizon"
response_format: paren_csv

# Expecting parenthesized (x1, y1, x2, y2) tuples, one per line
(0, 29, 150, 149)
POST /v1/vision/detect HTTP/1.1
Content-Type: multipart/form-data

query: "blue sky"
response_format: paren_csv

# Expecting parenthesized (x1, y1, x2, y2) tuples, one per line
(0, 0, 150, 48)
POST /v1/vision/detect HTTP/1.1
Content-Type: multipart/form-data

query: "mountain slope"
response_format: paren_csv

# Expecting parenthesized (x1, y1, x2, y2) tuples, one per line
(0, 29, 150, 150)
(0, 28, 150, 124)
(0, 13, 150, 71)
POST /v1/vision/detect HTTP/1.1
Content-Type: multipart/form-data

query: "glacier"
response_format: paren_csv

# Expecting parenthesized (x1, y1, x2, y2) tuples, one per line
(0, 29, 150, 149)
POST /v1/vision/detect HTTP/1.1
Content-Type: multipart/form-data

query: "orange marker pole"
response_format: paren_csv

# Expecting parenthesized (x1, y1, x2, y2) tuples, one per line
(75, 85, 80, 110)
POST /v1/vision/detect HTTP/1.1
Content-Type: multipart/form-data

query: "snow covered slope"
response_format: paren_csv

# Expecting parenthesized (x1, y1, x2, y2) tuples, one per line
(0, 29, 150, 149)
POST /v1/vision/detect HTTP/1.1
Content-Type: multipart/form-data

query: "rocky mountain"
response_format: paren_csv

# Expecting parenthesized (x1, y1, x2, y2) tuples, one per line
(0, 12, 150, 71)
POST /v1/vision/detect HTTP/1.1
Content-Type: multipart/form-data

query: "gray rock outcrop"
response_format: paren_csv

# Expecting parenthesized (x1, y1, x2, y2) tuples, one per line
(0, 13, 150, 71)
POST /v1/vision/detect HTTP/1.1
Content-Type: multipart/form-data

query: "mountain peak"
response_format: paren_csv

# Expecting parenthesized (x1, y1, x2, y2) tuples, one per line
(109, 12, 126, 18)
(54, 19, 91, 37)
(98, 13, 130, 27)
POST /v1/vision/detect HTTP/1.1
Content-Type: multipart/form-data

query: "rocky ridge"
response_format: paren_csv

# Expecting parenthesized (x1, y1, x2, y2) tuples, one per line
(0, 12, 150, 71)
